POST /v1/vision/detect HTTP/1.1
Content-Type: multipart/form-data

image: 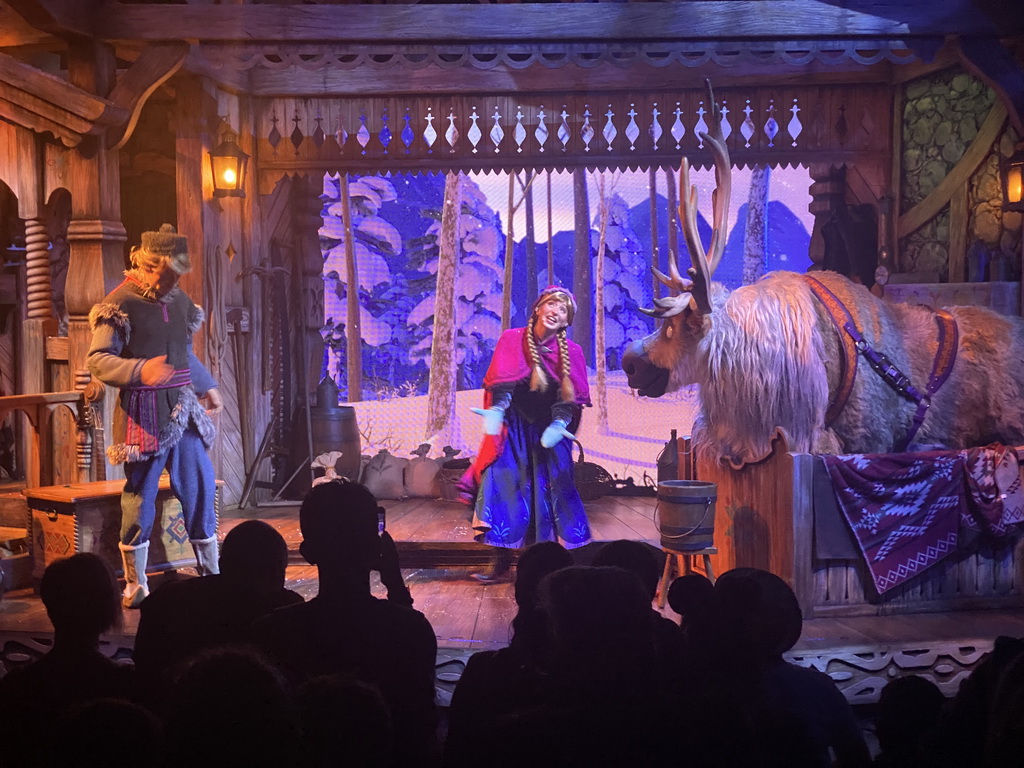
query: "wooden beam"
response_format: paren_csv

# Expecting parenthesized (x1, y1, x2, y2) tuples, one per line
(0, 4, 59, 48)
(2, 0, 96, 39)
(94, 1, 1022, 45)
(0, 92, 81, 147)
(897, 100, 1007, 238)
(106, 42, 189, 149)
(948, 183, 968, 283)
(245, 55, 897, 99)
(0, 51, 125, 125)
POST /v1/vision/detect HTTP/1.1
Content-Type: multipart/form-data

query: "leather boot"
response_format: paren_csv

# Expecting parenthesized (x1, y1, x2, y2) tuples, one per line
(118, 541, 151, 608)
(191, 535, 220, 576)
(471, 547, 514, 584)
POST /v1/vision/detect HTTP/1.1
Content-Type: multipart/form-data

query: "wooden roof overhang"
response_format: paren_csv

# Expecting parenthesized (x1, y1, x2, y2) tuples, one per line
(4, 1, 1020, 182)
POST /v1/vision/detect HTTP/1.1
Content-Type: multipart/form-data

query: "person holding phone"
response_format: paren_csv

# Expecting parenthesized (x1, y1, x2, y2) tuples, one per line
(459, 286, 593, 582)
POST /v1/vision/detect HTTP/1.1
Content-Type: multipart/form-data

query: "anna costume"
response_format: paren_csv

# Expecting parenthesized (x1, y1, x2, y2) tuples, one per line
(459, 288, 593, 551)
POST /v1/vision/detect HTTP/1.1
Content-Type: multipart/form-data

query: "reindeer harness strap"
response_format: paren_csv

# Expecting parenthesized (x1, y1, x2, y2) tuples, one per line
(803, 275, 958, 450)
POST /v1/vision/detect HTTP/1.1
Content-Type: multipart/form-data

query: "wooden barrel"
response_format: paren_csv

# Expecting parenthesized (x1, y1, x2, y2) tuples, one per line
(287, 377, 362, 495)
(656, 480, 717, 552)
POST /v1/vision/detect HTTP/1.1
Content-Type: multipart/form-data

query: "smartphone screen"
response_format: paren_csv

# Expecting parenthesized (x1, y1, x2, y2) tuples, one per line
(377, 506, 386, 535)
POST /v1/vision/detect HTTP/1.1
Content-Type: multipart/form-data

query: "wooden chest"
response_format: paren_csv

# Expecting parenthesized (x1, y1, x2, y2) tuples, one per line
(23, 478, 221, 580)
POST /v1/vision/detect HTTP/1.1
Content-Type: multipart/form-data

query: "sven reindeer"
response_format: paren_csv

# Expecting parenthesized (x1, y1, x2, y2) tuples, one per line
(622, 83, 1024, 469)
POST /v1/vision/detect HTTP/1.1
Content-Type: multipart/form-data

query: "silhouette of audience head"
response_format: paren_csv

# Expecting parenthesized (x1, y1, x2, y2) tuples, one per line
(297, 675, 393, 768)
(164, 647, 300, 767)
(540, 565, 655, 679)
(714, 567, 802, 660)
(514, 541, 573, 610)
(41, 553, 121, 640)
(220, 519, 290, 593)
(876, 675, 943, 767)
(57, 698, 161, 768)
(667, 572, 715, 622)
(593, 539, 660, 601)
(299, 479, 381, 572)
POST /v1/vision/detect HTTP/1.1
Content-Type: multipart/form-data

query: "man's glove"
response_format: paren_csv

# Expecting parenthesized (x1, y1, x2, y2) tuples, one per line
(471, 407, 505, 436)
(541, 419, 575, 449)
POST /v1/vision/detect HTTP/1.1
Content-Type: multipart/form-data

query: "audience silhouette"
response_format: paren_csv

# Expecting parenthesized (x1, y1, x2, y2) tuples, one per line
(873, 674, 943, 768)
(0, 553, 133, 767)
(162, 646, 301, 768)
(592, 539, 685, 671)
(17, 505, 1015, 768)
(446, 541, 573, 767)
(252, 479, 438, 766)
(133, 519, 302, 708)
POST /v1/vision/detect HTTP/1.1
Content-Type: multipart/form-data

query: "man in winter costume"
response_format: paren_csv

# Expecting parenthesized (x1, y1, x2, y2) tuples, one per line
(88, 224, 222, 607)
(459, 286, 592, 581)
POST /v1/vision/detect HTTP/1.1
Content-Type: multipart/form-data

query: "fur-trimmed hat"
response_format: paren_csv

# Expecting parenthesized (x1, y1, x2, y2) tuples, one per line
(531, 286, 577, 326)
(139, 224, 190, 274)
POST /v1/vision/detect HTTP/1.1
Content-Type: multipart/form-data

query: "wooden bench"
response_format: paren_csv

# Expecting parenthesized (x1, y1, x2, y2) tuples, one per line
(23, 478, 222, 580)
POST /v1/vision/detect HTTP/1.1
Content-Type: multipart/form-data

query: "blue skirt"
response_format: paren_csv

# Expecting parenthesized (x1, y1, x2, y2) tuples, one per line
(471, 410, 592, 550)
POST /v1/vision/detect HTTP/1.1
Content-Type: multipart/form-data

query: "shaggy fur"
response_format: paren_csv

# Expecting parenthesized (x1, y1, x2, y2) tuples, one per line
(88, 303, 130, 344)
(630, 270, 1024, 466)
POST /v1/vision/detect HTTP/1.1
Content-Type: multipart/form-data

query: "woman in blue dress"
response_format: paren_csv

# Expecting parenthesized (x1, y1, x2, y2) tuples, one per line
(459, 286, 592, 581)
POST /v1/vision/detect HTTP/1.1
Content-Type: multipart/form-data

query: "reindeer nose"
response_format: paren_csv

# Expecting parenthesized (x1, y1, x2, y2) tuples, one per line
(621, 340, 645, 376)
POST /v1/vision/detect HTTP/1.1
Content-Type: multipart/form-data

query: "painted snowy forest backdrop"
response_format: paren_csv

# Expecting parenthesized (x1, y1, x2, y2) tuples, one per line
(319, 166, 813, 481)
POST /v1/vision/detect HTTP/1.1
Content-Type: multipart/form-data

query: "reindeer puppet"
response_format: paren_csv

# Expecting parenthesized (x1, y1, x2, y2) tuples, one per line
(622, 83, 1024, 469)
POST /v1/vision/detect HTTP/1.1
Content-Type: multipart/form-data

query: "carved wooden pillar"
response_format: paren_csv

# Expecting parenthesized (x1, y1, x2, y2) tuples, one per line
(19, 216, 58, 484)
(293, 175, 326, 404)
(64, 41, 128, 479)
(807, 164, 846, 269)
(20, 216, 56, 392)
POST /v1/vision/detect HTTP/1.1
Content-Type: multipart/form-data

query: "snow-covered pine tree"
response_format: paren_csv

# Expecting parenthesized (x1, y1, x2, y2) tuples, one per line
(319, 174, 401, 399)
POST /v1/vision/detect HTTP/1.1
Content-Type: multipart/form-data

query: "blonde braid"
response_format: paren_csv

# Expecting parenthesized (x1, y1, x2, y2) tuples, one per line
(557, 329, 575, 403)
(527, 319, 549, 392)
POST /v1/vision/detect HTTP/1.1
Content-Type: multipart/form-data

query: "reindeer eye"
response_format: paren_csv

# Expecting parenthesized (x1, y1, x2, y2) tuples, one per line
(664, 323, 674, 340)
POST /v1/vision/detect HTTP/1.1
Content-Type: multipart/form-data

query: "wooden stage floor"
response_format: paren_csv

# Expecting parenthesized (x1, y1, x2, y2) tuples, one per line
(2, 495, 1023, 704)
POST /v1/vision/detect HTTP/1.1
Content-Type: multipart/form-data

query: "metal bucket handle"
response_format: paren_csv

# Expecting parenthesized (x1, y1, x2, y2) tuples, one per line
(654, 493, 714, 540)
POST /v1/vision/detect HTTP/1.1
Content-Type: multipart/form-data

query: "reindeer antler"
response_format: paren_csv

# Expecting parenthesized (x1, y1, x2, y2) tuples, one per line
(679, 80, 731, 315)
(642, 80, 731, 320)
(640, 254, 694, 318)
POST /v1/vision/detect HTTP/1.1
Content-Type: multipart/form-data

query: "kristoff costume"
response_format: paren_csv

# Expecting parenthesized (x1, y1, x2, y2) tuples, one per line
(88, 224, 219, 607)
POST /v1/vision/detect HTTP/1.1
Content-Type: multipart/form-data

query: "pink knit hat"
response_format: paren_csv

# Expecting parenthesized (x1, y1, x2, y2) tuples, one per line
(531, 286, 577, 326)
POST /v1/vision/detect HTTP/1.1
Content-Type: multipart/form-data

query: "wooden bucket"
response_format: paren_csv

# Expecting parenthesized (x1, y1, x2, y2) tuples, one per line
(656, 480, 717, 552)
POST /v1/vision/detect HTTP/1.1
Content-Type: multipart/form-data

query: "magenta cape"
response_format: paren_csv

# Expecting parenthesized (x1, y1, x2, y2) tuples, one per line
(482, 327, 591, 407)
(458, 327, 591, 504)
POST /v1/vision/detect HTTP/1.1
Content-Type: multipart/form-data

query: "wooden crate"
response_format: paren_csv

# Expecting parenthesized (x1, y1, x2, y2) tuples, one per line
(23, 478, 221, 580)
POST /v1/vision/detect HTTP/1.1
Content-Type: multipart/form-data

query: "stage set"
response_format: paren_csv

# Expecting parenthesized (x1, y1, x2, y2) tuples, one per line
(1, 0, 1024, 719)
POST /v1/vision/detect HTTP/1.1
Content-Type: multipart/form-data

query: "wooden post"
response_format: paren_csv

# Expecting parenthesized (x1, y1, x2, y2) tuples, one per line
(808, 164, 845, 268)
(649, 166, 660, 300)
(665, 166, 678, 272)
(175, 75, 212, 364)
(339, 173, 362, 401)
(63, 41, 128, 481)
(571, 168, 592, 367)
(525, 178, 537, 310)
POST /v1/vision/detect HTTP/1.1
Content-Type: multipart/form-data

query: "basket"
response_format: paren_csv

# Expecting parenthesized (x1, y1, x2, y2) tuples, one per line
(572, 439, 613, 502)
(438, 458, 471, 501)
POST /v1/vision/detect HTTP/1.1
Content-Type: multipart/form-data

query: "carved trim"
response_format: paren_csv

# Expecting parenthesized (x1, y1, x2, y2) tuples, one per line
(197, 40, 918, 75)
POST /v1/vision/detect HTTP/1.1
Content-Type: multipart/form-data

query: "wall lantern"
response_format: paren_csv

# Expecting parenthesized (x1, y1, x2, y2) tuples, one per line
(1002, 144, 1024, 213)
(209, 128, 249, 199)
